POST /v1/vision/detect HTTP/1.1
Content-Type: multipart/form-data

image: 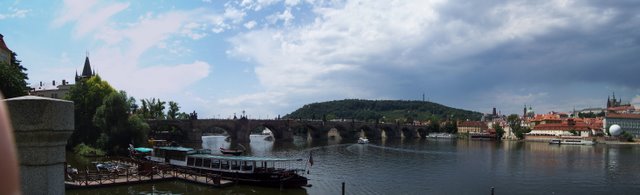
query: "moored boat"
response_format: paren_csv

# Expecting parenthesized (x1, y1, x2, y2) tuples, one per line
(357, 137, 369, 144)
(220, 147, 244, 156)
(549, 138, 595, 145)
(428, 133, 457, 139)
(145, 146, 309, 188)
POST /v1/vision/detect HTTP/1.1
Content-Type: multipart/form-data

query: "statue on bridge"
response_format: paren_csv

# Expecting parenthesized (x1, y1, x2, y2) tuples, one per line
(189, 110, 198, 120)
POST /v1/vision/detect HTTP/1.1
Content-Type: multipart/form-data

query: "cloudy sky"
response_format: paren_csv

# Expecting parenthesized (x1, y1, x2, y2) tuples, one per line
(1, 0, 639, 118)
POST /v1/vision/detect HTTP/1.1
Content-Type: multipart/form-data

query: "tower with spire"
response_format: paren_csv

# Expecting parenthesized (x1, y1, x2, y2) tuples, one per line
(75, 55, 95, 81)
(607, 92, 626, 108)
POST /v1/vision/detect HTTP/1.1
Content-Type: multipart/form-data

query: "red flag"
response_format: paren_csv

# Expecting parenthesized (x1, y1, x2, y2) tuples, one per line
(309, 151, 314, 166)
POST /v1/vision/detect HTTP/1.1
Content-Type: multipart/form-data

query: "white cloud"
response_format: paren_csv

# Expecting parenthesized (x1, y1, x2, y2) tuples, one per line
(284, 0, 300, 7)
(0, 7, 31, 20)
(52, 1, 212, 100)
(53, 0, 129, 37)
(223, 6, 246, 24)
(267, 8, 294, 25)
(239, 0, 281, 11)
(244, 20, 257, 29)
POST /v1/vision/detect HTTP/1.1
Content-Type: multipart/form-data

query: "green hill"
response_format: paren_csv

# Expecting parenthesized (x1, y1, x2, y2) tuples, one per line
(284, 99, 482, 123)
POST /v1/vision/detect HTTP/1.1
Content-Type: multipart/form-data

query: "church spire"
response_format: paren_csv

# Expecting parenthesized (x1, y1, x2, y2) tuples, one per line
(81, 56, 92, 77)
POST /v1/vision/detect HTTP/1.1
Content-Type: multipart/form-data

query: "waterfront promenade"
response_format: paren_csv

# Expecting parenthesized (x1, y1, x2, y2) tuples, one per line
(65, 158, 234, 189)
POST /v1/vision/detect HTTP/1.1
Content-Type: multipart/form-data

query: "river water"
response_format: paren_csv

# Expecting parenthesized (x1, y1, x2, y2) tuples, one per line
(67, 135, 640, 195)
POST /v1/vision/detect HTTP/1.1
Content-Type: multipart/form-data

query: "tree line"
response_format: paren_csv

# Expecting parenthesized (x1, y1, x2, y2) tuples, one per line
(284, 99, 483, 123)
(65, 75, 191, 155)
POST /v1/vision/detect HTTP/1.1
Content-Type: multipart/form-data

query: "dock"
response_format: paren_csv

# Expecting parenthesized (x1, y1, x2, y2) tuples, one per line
(65, 158, 235, 189)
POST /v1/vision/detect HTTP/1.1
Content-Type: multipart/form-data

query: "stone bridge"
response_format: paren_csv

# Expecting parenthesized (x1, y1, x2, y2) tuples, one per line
(146, 117, 429, 144)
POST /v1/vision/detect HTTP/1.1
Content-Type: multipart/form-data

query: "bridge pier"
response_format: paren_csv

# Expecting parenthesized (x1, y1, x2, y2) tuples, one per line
(233, 117, 251, 143)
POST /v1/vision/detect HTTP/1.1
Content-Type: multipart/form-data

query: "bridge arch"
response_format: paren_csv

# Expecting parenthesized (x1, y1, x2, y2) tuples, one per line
(416, 127, 427, 138)
(381, 126, 399, 139)
(401, 127, 418, 139)
(358, 125, 381, 139)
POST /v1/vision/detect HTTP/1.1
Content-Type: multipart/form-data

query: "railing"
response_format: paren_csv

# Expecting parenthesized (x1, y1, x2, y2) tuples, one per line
(65, 157, 226, 188)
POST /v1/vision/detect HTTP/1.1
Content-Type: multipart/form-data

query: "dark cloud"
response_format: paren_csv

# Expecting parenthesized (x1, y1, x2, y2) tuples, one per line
(230, 0, 640, 115)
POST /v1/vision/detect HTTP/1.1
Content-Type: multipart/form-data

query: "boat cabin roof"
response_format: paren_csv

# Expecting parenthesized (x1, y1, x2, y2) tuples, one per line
(156, 146, 196, 152)
(189, 154, 303, 162)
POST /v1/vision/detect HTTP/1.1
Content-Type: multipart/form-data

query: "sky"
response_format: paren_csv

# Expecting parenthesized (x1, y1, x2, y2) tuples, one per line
(1, 0, 639, 119)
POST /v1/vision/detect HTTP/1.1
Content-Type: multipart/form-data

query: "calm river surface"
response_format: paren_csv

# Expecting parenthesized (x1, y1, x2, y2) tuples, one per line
(68, 135, 640, 195)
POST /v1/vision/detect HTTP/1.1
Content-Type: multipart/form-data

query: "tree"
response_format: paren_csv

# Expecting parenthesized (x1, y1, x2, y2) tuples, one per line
(167, 101, 180, 119)
(139, 99, 151, 119)
(493, 123, 505, 140)
(93, 91, 149, 154)
(65, 75, 116, 148)
(176, 112, 190, 120)
(507, 114, 530, 139)
(427, 120, 440, 133)
(621, 131, 634, 142)
(440, 121, 457, 134)
(569, 130, 579, 136)
(143, 98, 166, 119)
(0, 52, 28, 98)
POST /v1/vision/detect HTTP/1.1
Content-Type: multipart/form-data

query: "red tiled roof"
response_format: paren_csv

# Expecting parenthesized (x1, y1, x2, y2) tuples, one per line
(532, 123, 590, 131)
(607, 106, 635, 111)
(606, 113, 640, 119)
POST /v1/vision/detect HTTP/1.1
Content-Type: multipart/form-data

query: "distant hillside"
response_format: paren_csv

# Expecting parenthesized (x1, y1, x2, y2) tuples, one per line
(284, 99, 482, 123)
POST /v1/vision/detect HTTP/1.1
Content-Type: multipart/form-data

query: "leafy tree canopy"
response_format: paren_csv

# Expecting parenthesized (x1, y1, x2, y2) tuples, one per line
(65, 75, 116, 148)
(0, 52, 28, 98)
(93, 91, 149, 154)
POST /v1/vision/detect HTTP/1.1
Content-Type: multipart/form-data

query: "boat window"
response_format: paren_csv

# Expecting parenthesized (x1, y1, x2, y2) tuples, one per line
(187, 157, 195, 166)
(221, 161, 229, 170)
(212, 160, 220, 169)
(231, 161, 240, 170)
(154, 149, 165, 157)
(203, 158, 211, 168)
(195, 158, 203, 167)
(242, 161, 253, 171)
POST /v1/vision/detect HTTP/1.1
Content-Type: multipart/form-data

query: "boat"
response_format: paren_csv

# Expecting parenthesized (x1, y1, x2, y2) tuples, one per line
(549, 138, 595, 145)
(357, 137, 369, 144)
(220, 144, 246, 156)
(469, 132, 497, 140)
(129, 144, 153, 158)
(220, 147, 244, 156)
(427, 133, 457, 139)
(145, 146, 309, 188)
(262, 129, 271, 135)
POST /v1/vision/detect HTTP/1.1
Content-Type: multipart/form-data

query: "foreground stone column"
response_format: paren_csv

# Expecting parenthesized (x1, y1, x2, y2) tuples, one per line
(4, 96, 74, 195)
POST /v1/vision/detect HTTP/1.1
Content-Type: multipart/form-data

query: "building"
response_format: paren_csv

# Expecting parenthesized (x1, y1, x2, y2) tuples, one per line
(30, 80, 72, 99)
(457, 121, 488, 134)
(606, 92, 635, 113)
(30, 56, 95, 99)
(604, 113, 640, 138)
(529, 118, 592, 137)
(0, 34, 12, 64)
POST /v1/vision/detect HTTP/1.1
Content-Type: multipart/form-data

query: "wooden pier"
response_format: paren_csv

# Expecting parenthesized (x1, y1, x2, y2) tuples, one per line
(65, 158, 234, 189)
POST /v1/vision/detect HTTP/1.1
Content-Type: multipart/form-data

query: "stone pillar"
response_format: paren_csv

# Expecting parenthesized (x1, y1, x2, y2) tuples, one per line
(234, 118, 251, 143)
(4, 96, 74, 195)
